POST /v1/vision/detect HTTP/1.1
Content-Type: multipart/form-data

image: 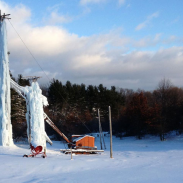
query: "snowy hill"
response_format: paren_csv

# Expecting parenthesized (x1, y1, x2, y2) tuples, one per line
(1, 134, 183, 183)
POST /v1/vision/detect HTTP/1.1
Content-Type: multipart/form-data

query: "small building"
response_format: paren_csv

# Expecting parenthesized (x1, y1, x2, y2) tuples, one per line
(72, 135, 95, 149)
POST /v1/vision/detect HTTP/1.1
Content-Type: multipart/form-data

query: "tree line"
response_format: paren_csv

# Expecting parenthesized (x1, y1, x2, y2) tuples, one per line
(10, 75, 183, 141)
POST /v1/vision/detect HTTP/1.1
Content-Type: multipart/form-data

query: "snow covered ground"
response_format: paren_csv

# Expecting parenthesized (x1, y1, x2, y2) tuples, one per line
(1, 134, 183, 183)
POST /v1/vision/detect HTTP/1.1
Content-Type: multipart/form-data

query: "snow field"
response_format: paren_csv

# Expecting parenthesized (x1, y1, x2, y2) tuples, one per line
(1, 135, 183, 183)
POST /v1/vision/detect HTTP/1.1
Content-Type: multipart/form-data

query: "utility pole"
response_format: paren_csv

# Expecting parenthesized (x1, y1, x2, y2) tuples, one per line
(109, 106, 113, 158)
(0, 10, 11, 21)
(98, 109, 103, 150)
(99, 111, 106, 149)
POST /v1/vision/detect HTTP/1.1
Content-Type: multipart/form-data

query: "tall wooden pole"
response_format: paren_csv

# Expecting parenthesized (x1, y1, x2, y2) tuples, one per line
(109, 106, 113, 158)
(100, 122, 106, 149)
(70, 146, 73, 160)
(98, 109, 103, 150)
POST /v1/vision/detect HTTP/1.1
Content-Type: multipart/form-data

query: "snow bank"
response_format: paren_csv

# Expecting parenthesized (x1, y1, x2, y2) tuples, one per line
(0, 20, 13, 146)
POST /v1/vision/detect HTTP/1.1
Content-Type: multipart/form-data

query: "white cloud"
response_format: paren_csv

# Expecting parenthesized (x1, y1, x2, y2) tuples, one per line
(126, 4, 131, 8)
(147, 12, 159, 19)
(154, 33, 162, 42)
(135, 12, 159, 31)
(80, 0, 106, 5)
(133, 33, 162, 48)
(47, 12, 72, 25)
(80, 0, 127, 6)
(73, 54, 111, 69)
(118, 0, 125, 6)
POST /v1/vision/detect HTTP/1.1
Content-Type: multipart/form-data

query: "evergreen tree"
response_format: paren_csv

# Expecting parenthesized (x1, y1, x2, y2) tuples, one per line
(11, 73, 29, 139)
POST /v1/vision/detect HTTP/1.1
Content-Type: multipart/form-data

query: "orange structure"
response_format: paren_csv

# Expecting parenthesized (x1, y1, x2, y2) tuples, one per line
(60, 134, 104, 154)
(73, 135, 95, 149)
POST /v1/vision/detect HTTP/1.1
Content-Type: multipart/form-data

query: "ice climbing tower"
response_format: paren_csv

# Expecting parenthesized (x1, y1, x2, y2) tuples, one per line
(0, 11, 13, 146)
(23, 79, 49, 149)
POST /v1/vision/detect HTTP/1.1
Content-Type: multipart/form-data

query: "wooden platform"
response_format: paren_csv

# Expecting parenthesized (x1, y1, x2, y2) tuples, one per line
(60, 149, 104, 154)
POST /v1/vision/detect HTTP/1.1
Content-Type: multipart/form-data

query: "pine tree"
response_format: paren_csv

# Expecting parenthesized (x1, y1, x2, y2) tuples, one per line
(11, 74, 29, 139)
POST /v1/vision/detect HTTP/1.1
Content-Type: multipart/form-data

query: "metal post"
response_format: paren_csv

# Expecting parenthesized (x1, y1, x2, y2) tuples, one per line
(70, 147, 73, 160)
(98, 109, 103, 150)
(44, 147, 46, 157)
(109, 106, 113, 158)
(99, 119, 106, 149)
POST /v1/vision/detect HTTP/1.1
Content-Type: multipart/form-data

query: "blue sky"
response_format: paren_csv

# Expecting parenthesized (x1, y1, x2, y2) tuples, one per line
(5, 0, 183, 38)
(1, 0, 183, 90)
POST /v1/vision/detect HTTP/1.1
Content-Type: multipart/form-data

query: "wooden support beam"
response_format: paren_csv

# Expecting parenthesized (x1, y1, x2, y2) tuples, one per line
(109, 106, 113, 158)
